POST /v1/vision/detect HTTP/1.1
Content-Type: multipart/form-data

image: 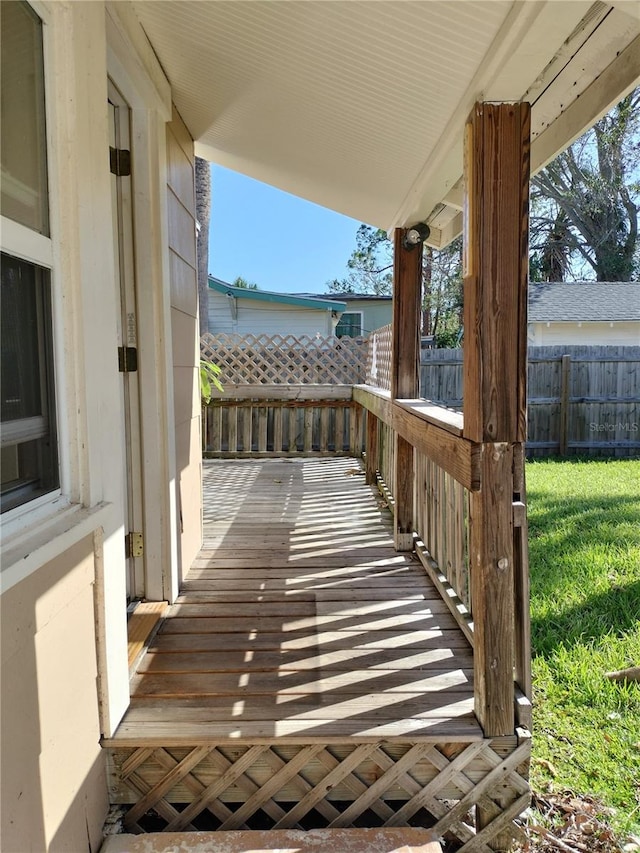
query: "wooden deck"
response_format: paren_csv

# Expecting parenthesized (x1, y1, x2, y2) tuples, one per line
(112, 457, 480, 744)
(104, 459, 530, 845)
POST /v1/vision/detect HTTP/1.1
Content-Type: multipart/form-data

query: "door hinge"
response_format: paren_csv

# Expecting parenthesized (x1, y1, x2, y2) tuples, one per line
(118, 346, 138, 373)
(110, 146, 131, 177)
(125, 532, 144, 559)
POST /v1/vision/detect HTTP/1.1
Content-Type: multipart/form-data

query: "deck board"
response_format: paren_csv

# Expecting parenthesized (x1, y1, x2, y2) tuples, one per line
(106, 458, 481, 745)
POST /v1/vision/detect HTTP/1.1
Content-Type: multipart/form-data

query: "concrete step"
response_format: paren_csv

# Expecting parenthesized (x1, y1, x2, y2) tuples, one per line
(100, 828, 442, 853)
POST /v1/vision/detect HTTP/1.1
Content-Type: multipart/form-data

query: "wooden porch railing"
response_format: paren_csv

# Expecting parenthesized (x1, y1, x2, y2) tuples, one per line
(201, 332, 368, 457)
(414, 452, 471, 619)
(203, 386, 365, 457)
(354, 384, 532, 736)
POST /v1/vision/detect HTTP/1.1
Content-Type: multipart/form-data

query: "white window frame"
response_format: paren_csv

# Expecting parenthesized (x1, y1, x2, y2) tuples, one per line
(0, 0, 88, 578)
(336, 310, 364, 338)
(1, 2, 63, 532)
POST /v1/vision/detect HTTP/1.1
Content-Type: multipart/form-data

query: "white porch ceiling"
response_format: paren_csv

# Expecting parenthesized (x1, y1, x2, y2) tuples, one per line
(133, 1, 640, 243)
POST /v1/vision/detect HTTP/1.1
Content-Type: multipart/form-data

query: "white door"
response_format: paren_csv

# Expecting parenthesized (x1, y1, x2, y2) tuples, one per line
(108, 81, 145, 600)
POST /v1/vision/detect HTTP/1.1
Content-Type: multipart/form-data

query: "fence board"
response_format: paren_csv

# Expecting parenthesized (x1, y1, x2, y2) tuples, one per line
(421, 346, 639, 457)
(203, 395, 364, 457)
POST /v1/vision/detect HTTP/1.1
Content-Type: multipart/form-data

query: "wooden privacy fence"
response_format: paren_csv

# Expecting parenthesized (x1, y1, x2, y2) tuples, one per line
(421, 345, 640, 457)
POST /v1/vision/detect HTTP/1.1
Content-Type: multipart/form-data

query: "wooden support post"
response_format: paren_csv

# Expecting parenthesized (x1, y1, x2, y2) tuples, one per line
(463, 102, 531, 738)
(391, 228, 422, 551)
(469, 442, 515, 737)
(463, 103, 530, 446)
(365, 412, 379, 485)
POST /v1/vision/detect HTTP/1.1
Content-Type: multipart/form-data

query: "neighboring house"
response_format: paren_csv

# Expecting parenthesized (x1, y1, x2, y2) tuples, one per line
(293, 292, 393, 337)
(1, 1, 638, 850)
(207, 277, 345, 337)
(528, 282, 640, 345)
(324, 293, 393, 338)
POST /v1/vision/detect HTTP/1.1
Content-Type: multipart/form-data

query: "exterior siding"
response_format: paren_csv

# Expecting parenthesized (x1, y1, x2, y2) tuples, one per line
(1, 5, 125, 849)
(0, 537, 108, 852)
(207, 290, 235, 333)
(529, 321, 640, 346)
(208, 290, 336, 337)
(1, 5, 198, 850)
(167, 109, 202, 582)
(344, 300, 392, 335)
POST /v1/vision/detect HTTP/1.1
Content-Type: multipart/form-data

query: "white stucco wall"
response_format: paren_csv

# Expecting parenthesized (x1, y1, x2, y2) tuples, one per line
(528, 321, 640, 346)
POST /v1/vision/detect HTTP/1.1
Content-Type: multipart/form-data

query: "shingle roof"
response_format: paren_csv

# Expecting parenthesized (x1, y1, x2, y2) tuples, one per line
(319, 293, 392, 302)
(528, 283, 640, 322)
(294, 292, 392, 303)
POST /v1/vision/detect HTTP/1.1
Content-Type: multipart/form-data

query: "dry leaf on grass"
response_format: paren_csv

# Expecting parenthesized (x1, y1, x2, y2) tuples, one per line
(513, 790, 625, 853)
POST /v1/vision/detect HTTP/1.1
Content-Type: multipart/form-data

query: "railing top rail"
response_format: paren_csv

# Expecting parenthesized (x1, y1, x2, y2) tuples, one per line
(394, 398, 463, 437)
(207, 384, 354, 401)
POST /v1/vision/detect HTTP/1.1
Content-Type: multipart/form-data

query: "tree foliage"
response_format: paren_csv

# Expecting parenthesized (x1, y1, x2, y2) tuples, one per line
(331, 93, 640, 349)
(328, 225, 463, 346)
(232, 276, 259, 290)
(199, 359, 224, 404)
(531, 88, 640, 281)
(327, 225, 393, 295)
(421, 238, 463, 346)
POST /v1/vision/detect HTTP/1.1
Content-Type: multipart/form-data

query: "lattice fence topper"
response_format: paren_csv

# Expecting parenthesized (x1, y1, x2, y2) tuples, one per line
(201, 332, 368, 385)
(366, 324, 392, 390)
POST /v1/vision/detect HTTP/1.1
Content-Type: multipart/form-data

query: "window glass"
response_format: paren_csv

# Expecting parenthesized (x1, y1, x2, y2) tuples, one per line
(1, 0, 49, 235)
(1, 254, 58, 512)
(336, 312, 363, 338)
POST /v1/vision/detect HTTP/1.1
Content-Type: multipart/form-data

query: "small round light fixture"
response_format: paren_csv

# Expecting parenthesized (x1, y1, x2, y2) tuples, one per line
(402, 222, 430, 251)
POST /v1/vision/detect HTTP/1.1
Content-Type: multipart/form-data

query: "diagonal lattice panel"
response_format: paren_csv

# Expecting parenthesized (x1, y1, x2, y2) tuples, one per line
(366, 324, 392, 390)
(110, 737, 530, 849)
(272, 742, 382, 829)
(201, 333, 368, 385)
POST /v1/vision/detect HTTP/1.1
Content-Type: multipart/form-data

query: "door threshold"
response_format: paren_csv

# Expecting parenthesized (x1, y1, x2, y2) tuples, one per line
(127, 600, 167, 673)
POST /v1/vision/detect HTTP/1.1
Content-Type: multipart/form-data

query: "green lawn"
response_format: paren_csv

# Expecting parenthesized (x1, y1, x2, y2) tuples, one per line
(526, 458, 640, 835)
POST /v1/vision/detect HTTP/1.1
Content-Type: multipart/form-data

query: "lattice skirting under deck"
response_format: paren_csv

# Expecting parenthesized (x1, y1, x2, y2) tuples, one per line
(106, 732, 530, 851)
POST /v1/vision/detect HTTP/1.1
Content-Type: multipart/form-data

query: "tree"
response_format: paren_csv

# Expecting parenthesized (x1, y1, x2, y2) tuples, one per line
(531, 88, 640, 281)
(421, 238, 463, 347)
(327, 225, 393, 295)
(195, 157, 211, 335)
(232, 276, 259, 290)
(329, 225, 463, 345)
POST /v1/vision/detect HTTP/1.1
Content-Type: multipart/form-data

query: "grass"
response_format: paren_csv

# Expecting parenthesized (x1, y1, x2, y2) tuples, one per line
(526, 457, 640, 836)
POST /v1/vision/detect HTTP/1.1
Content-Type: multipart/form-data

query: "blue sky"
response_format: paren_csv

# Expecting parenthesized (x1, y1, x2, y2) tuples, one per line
(207, 164, 362, 294)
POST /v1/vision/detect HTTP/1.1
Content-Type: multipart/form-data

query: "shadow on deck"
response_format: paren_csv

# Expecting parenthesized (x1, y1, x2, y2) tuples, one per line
(122, 458, 478, 741)
(103, 459, 529, 849)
